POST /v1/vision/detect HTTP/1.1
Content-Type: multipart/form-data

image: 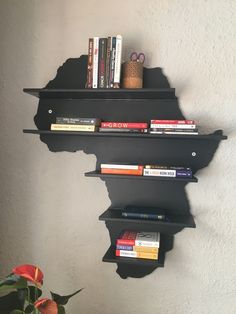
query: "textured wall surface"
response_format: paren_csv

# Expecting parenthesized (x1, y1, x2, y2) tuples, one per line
(0, 0, 236, 313)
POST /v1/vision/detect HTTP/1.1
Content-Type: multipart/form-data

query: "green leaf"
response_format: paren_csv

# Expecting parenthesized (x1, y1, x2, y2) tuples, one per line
(51, 288, 83, 305)
(25, 304, 35, 313)
(28, 286, 42, 302)
(0, 291, 24, 312)
(10, 310, 25, 314)
(58, 305, 66, 314)
(0, 275, 27, 292)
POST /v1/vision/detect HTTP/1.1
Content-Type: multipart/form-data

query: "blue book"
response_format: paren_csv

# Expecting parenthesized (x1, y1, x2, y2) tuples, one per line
(122, 206, 166, 221)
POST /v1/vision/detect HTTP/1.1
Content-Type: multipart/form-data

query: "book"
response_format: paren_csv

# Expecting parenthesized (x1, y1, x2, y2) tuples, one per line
(92, 37, 99, 88)
(101, 168, 143, 176)
(56, 117, 101, 125)
(116, 231, 160, 248)
(51, 124, 98, 132)
(115, 249, 158, 260)
(143, 168, 192, 178)
(109, 37, 116, 87)
(101, 122, 148, 129)
(150, 130, 199, 135)
(105, 37, 112, 88)
(150, 123, 196, 129)
(99, 128, 148, 133)
(151, 119, 195, 125)
(113, 35, 122, 88)
(100, 164, 143, 170)
(122, 206, 166, 220)
(98, 38, 107, 88)
(86, 38, 93, 88)
(116, 244, 159, 254)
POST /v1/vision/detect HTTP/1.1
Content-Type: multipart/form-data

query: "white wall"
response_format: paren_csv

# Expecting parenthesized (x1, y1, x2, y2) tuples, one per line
(0, 1, 236, 313)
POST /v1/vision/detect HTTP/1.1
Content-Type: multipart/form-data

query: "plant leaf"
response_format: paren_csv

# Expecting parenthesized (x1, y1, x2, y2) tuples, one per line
(0, 291, 24, 312)
(25, 304, 35, 313)
(51, 288, 83, 305)
(0, 275, 27, 292)
(28, 286, 42, 302)
(58, 305, 66, 314)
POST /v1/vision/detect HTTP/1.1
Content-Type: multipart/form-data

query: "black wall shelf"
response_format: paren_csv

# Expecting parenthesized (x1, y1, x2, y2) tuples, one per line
(23, 55, 227, 279)
(85, 171, 198, 182)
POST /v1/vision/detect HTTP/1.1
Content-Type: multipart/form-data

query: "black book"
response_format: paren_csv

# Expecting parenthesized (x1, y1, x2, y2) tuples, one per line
(122, 206, 166, 221)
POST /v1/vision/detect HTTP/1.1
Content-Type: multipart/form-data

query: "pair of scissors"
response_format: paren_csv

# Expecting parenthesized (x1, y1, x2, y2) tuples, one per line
(130, 52, 145, 64)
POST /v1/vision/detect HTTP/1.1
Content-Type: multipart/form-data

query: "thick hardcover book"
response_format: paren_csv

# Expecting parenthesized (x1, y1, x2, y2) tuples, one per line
(122, 206, 166, 220)
(116, 231, 160, 248)
(51, 124, 98, 132)
(113, 34, 122, 88)
(100, 164, 143, 170)
(150, 123, 196, 129)
(115, 249, 158, 260)
(101, 168, 143, 176)
(105, 37, 112, 88)
(101, 122, 148, 129)
(143, 168, 192, 178)
(56, 117, 101, 125)
(86, 38, 93, 88)
(109, 37, 116, 88)
(98, 38, 107, 88)
(92, 37, 99, 88)
(116, 245, 159, 254)
(151, 119, 195, 125)
(99, 128, 148, 133)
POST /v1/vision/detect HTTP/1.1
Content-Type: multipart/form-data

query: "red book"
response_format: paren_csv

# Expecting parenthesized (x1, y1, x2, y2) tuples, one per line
(151, 120, 195, 125)
(116, 231, 138, 246)
(101, 122, 148, 129)
(101, 167, 143, 176)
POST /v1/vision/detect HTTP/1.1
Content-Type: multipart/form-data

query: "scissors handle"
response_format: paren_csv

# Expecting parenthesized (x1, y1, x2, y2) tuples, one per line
(130, 52, 145, 64)
(130, 52, 138, 62)
(137, 52, 145, 64)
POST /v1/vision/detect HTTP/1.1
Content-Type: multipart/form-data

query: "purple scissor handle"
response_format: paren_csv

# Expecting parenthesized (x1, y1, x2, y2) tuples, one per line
(130, 52, 145, 64)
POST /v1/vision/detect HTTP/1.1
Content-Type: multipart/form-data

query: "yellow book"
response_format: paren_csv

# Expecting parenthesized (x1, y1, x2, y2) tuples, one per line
(51, 124, 97, 132)
(133, 246, 158, 254)
(116, 249, 158, 260)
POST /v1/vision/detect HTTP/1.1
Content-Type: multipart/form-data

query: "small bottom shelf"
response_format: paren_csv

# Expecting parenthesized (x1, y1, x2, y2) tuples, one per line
(102, 245, 165, 267)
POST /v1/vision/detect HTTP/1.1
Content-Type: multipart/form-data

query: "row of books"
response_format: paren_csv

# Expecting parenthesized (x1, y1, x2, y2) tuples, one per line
(116, 231, 160, 260)
(101, 163, 193, 178)
(51, 118, 198, 135)
(86, 35, 122, 89)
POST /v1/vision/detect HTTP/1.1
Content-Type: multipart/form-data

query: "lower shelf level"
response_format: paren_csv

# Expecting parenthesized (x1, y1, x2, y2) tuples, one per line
(103, 245, 165, 267)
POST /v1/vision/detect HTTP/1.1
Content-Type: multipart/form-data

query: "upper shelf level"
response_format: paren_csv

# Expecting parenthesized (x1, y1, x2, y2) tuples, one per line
(23, 88, 176, 100)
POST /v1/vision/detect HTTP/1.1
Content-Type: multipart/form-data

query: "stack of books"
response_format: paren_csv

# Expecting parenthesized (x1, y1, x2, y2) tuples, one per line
(51, 117, 101, 132)
(149, 119, 198, 135)
(86, 35, 122, 89)
(101, 163, 143, 176)
(116, 231, 160, 260)
(121, 206, 166, 221)
(99, 121, 148, 133)
(143, 165, 192, 178)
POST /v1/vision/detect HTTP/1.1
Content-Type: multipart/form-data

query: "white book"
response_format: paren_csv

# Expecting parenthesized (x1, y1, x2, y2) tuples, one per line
(92, 37, 99, 88)
(143, 168, 176, 177)
(150, 131, 199, 135)
(135, 232, 160, 247)
(100, 164, 141, 170)
(150, 124, 196, 129)
(113, 35, 122, 87)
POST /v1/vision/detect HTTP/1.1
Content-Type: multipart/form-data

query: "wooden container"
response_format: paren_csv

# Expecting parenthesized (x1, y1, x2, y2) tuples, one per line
(122, 61, 143, 88)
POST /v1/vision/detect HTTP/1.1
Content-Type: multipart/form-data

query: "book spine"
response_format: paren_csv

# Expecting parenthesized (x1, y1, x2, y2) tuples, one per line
(116, 245, 158, 254)
(113, 35, 122, 88)
(101, 168, 143, 175)
(116, 239, 135, 246)
(105, 37, 112, 88)
(143, 168, 176, 177)
(151, 119, 195, 125)
(98, 38, 107, 88)
(109, 37, 116, 88)
(149, 130, 198, 135)
(150, 128, 198, 133)
(116, 250, 158, 260)
(51, 124, 97, 132)
(101, 122, 148, 128)
(99, 128, 148, 133)
(56, 117, 101, 125)
(92, 37, 99, 88)
(100, 164, 143, 170)
(116, 244, 133, 251)
(121, 212, 165, 220)
(150, 124, 196, 129)
(86, 38, 93, 88)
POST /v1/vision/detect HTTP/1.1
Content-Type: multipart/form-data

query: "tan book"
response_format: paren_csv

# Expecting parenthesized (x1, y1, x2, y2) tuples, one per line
(51, 124, 97, 132)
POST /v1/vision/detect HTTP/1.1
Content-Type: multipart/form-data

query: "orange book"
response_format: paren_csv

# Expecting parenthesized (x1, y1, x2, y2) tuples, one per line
(101, 167, 143, 176)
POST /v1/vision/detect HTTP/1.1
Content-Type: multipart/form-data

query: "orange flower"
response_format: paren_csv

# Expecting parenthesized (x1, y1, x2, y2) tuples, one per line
(35, 298, 58, 314)
(12, 264, 44, 287)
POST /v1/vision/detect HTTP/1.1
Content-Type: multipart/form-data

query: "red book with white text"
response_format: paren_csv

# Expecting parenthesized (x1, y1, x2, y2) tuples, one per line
(151, 120, 195, 125)
(116, 231, 160, 247)
(101, 122, 148, 129)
